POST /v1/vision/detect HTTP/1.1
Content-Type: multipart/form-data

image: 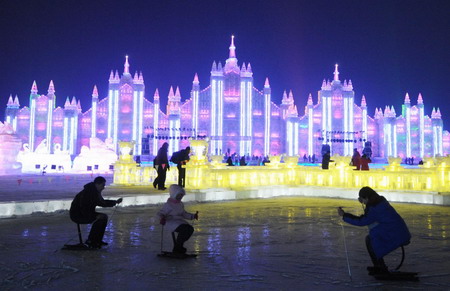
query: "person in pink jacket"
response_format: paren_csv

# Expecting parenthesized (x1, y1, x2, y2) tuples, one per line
(158, 184, 198, 254)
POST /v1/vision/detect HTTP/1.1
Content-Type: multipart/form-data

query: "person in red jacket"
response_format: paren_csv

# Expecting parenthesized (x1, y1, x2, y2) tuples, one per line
(351, 148, 361, 170)
(360, 154, 371, 170)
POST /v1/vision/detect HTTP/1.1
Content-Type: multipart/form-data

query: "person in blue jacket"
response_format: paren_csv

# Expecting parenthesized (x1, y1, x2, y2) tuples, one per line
(337, 186, 411, 273)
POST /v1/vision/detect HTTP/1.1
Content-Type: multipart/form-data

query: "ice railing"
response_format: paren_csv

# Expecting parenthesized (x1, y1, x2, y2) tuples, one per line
(184, 155, 450, 192)
(113, 144, 450, 193)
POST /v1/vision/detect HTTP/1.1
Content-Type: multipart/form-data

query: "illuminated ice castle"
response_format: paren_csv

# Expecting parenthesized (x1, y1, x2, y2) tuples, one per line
(4, 36, 449, 158)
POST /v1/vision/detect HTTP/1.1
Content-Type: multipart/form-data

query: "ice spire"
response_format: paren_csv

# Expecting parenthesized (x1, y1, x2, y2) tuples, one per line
(347, 79, 353, 90)
(92, 85, 98, 98)
(193, 73, 199, 84)
(264, 77, 270, 88)
(333, 64, 339, 81)
(71, 96, 77, 106)
(48, 80, 55, 95)
(436, 108, 442, 119)
(282, 90, 288, 102)
(124, 55, 130, 75)
(133, 71, 139, 81)
(241, 63, 247, 72)
(404, 93, 410, 104)
(321, 79, 327, 89)
(229, 35, 236, 59)
(431, 108, 436, 118)
(64, 97, 70, 107)
(307, 93, 313, 106)
(247, 63, 252, 73)
(114, 70, 120, 81)
(7, 94, 13, 106)
(417, 93, 423, 105)
(31, 81, 38, 94)
(154, 89, 160, 101)
(361, 95, 367, 107)
(175, 86, 181, 99)
(14, 95, 20, 106)
(168, 86, 175, 99)
(288, 90, 294, 101)
(211, 61, 217, 72)
(139, 71, 144, 82)
(391, 106, 396, 116)
(109, 70, 114, 82)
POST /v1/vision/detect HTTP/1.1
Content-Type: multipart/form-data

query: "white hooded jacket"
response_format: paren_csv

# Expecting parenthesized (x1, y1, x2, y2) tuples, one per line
(158, 185, 195, 233)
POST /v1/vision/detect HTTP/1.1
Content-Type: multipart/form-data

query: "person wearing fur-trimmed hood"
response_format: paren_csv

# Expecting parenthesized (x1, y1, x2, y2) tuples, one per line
(158, 184, 198, 254)
(337, 186, 411, 273)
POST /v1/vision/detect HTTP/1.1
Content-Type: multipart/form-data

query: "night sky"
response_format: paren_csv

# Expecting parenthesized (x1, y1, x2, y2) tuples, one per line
(1, 0, 449, 125)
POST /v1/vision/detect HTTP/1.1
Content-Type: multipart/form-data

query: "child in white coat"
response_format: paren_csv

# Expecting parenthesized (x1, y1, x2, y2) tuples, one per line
(158, 184, 198, 253)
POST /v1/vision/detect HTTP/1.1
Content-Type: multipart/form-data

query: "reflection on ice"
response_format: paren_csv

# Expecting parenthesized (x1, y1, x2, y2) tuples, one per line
(22, 228, 29, 237)
(236, 226, 251, 261)
(0, 197, 449, 290)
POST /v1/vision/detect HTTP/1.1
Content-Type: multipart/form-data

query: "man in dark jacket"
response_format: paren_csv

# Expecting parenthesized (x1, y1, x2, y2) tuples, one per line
(321, 151, 333, 169)
(153, 142, 170, 190)
(174, 146, 190, 188)
(338, 187, 411, 273)
(70, 176, 122, 248)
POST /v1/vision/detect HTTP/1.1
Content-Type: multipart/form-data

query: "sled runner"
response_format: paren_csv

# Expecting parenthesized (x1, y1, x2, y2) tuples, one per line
(371, 270, 419, 281)
(157, 251, 197, 259)
(62, 243, 92, 250)
(62, 223, 103, 250)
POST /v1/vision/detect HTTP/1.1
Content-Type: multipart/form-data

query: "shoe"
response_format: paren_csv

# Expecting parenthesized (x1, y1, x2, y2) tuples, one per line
(158, 187, 167, 190)
(100, 241, 108, 246)
(172, 245, 187, 254)
(153, 182, 157, 189)
(367, 265, 389, 274)
(85, 240, 101, 249)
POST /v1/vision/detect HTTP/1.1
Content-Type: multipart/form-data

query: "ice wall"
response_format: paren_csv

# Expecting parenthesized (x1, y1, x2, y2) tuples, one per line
(0, 122, 22, 175)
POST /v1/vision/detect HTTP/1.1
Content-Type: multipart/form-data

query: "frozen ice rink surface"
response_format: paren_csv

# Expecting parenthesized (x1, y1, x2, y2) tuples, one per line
(1, 197, 449, 290)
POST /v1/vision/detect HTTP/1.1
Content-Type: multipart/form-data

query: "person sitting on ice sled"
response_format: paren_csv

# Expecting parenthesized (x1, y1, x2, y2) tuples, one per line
(158, 184, 198, 254)
(337, 186, 411, 274)
(70, 176, 122, 249)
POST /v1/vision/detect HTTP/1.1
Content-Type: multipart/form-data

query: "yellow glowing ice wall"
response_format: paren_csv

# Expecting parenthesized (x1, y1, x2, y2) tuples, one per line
(113, 139, 450, 192)
(185, 152, 450, 192)
(113, 141, 178, 186)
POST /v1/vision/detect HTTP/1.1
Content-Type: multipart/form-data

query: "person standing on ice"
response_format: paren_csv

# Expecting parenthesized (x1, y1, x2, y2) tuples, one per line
(153, 142, 170, 190)
(321, 150, 333, 169)
(360, 154, 371, 170)
(69, 176, 122, 249)
(158, 184, 198, 254)
(337, 186, 411, 273)
(351, 148, 361, 170)
(170, 146, 190, 188)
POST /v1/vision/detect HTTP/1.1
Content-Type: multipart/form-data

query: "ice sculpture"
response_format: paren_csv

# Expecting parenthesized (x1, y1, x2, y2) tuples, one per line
(72, 138, 118, 172)
(17, 140, 72, 173)
(0, 122, 22, 174)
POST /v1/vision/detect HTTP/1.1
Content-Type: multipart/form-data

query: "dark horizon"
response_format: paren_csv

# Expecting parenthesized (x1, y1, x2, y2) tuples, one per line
(1, 0, 449, 124)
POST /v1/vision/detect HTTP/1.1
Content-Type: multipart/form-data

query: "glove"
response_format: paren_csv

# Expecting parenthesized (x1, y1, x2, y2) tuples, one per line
(116, 198, 123, 204)
(160, 217, 166, 225)
(194, 211, 199, 220)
